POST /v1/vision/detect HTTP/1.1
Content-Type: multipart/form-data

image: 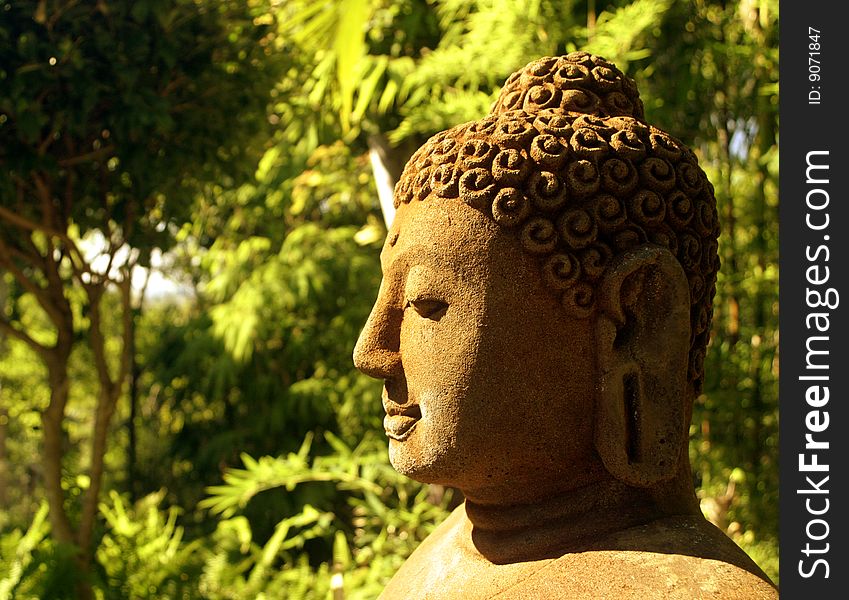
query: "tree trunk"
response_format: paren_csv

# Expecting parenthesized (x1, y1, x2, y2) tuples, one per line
(0, 401, 8, 510)
(42, 358, 75, 546)
(0, 280, 8, 510)
(367, 132, 426, 228)
(127, 268, 150, 502)
(77, 384, 118, 563)
(367, 133, 399, 228)
(77, 276, 133, 571)
(127, 306, 140, 502)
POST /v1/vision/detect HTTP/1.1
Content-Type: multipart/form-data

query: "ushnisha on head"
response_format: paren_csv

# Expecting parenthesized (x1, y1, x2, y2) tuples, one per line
(393, 52, 719, 392)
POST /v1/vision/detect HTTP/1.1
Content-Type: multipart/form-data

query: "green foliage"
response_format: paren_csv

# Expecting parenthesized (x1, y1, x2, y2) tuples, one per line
(387, 0, 576, 141)
(0, 502, 50, 599)
(0, 0, 282, 241)
(134, 140, 385, 540)
(201, 433, 379, 518)
(1, 1, 287, 584)
(197, 432, 450, 599)
(197, 509, 335, 600)
(580, 0, 673, 69)
(0, 433, 444, 600)
(97, 490, 203, 599)
(0, 503, 78, 600)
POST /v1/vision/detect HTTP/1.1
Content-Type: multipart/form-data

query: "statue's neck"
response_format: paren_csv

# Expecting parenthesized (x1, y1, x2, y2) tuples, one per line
(461, 478, 672, 564)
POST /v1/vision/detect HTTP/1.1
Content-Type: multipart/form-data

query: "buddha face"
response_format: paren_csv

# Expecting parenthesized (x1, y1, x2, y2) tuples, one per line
(353, 199, 605, 501)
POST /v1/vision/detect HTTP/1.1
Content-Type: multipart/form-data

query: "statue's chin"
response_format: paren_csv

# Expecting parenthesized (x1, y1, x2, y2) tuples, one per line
(387, 437, 459, 486)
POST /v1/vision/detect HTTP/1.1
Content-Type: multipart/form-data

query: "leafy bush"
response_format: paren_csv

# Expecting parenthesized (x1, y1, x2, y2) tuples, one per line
(96, 490, 204, 599)
(0, 503, 78, 600)
(199, 432, 451, 598)
(0, 432, 448, 598)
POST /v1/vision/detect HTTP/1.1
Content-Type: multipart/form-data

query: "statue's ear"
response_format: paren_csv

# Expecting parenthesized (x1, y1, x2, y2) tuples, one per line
(594, 245, 691, 487)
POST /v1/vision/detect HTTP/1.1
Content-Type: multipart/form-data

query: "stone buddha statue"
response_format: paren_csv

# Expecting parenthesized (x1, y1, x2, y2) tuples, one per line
(353, 52, 778, 599)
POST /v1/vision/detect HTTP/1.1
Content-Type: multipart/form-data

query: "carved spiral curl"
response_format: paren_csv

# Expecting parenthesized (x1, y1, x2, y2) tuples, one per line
(609, 130, 647, 161)
(666, 191, 694, 228)
(543, 253, 581, 290)
(560, 90, 602, 115)
(468, 115, 499, 136)
(493, 116, 536, 148)
(529, 56, 560, 77)
(411, 166, 433, 201)
(689, 347, 706, 381)
(431, 138, 458, 165)
(520, 217, 558, 254)
(499, 90, 524, 111)
(639, 157, 677, 192)
(528, 171, 568, 212)
(524, 83, 562, 111)
(460, 139, 497, 169)
(604, 92, 635, 117)
(688, 273, 706, 305)
(491, 188, 531, 227)
(492, 148, 532, 185)
(531, 134, 570, 170)
(594, 194, 627, 233)
(676, 162, 704, 196)
(649, 132, 684, 163)
(430, 163, 459, 198)
(701, 239, 720, 273)
(591, 66, 621, 91)
(558, 208, 597, 249)
(677, 233, 701, 269)
(562, 282, 595, 319)
(693, 200, 718, 238)
(570, 127, 609, 159)
(533, 112, 574, 137)
(600, 157, 638, 195)
(566, 160, 601, 199)
(554, 62, 592, 86)
(573, 115, 616, 136)
(394, 177, 413, 205)
(460, 168, 497, 209)
(627, 190, 666, 226)
(579, 244, 612, 280)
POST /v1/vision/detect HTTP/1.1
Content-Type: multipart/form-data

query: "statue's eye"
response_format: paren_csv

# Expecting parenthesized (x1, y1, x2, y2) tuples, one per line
(407, 298, 448, 320)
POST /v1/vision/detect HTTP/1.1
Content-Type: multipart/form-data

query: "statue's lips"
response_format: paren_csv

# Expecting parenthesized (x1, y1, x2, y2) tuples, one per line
(383, 405, 422, 440)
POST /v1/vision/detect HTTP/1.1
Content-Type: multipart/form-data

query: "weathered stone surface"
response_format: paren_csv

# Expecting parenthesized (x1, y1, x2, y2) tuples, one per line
(353, 51, 777, 599)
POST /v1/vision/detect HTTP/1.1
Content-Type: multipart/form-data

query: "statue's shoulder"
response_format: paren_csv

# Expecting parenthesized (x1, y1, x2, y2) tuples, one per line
(380, 511, 778, 600)
(593, 515, 775, 582)
(522, 515, 778, 600)
(523, 549, 778, 600)
(379, 504, 476, 599)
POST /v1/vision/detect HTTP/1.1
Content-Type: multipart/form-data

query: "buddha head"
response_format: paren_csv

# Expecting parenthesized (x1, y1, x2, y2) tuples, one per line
(353, 52, 719, 507)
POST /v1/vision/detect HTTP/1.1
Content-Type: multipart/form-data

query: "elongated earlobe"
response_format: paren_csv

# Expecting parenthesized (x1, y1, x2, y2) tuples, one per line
(594, 245, 691, 487)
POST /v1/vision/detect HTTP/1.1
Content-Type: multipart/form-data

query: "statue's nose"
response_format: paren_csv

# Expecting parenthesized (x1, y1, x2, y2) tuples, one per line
(353, 300, 403, 380)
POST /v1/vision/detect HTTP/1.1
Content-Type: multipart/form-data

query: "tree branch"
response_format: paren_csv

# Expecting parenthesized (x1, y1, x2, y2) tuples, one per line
(0, 205, 53, 235)
(57, 145, 115, 168)
(117, 273, 134, 392)
(85, 284, 115, 393)
(0, 200, 90, 280)
(0, 316, 49, 358)
(0, 238, 66, 327)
